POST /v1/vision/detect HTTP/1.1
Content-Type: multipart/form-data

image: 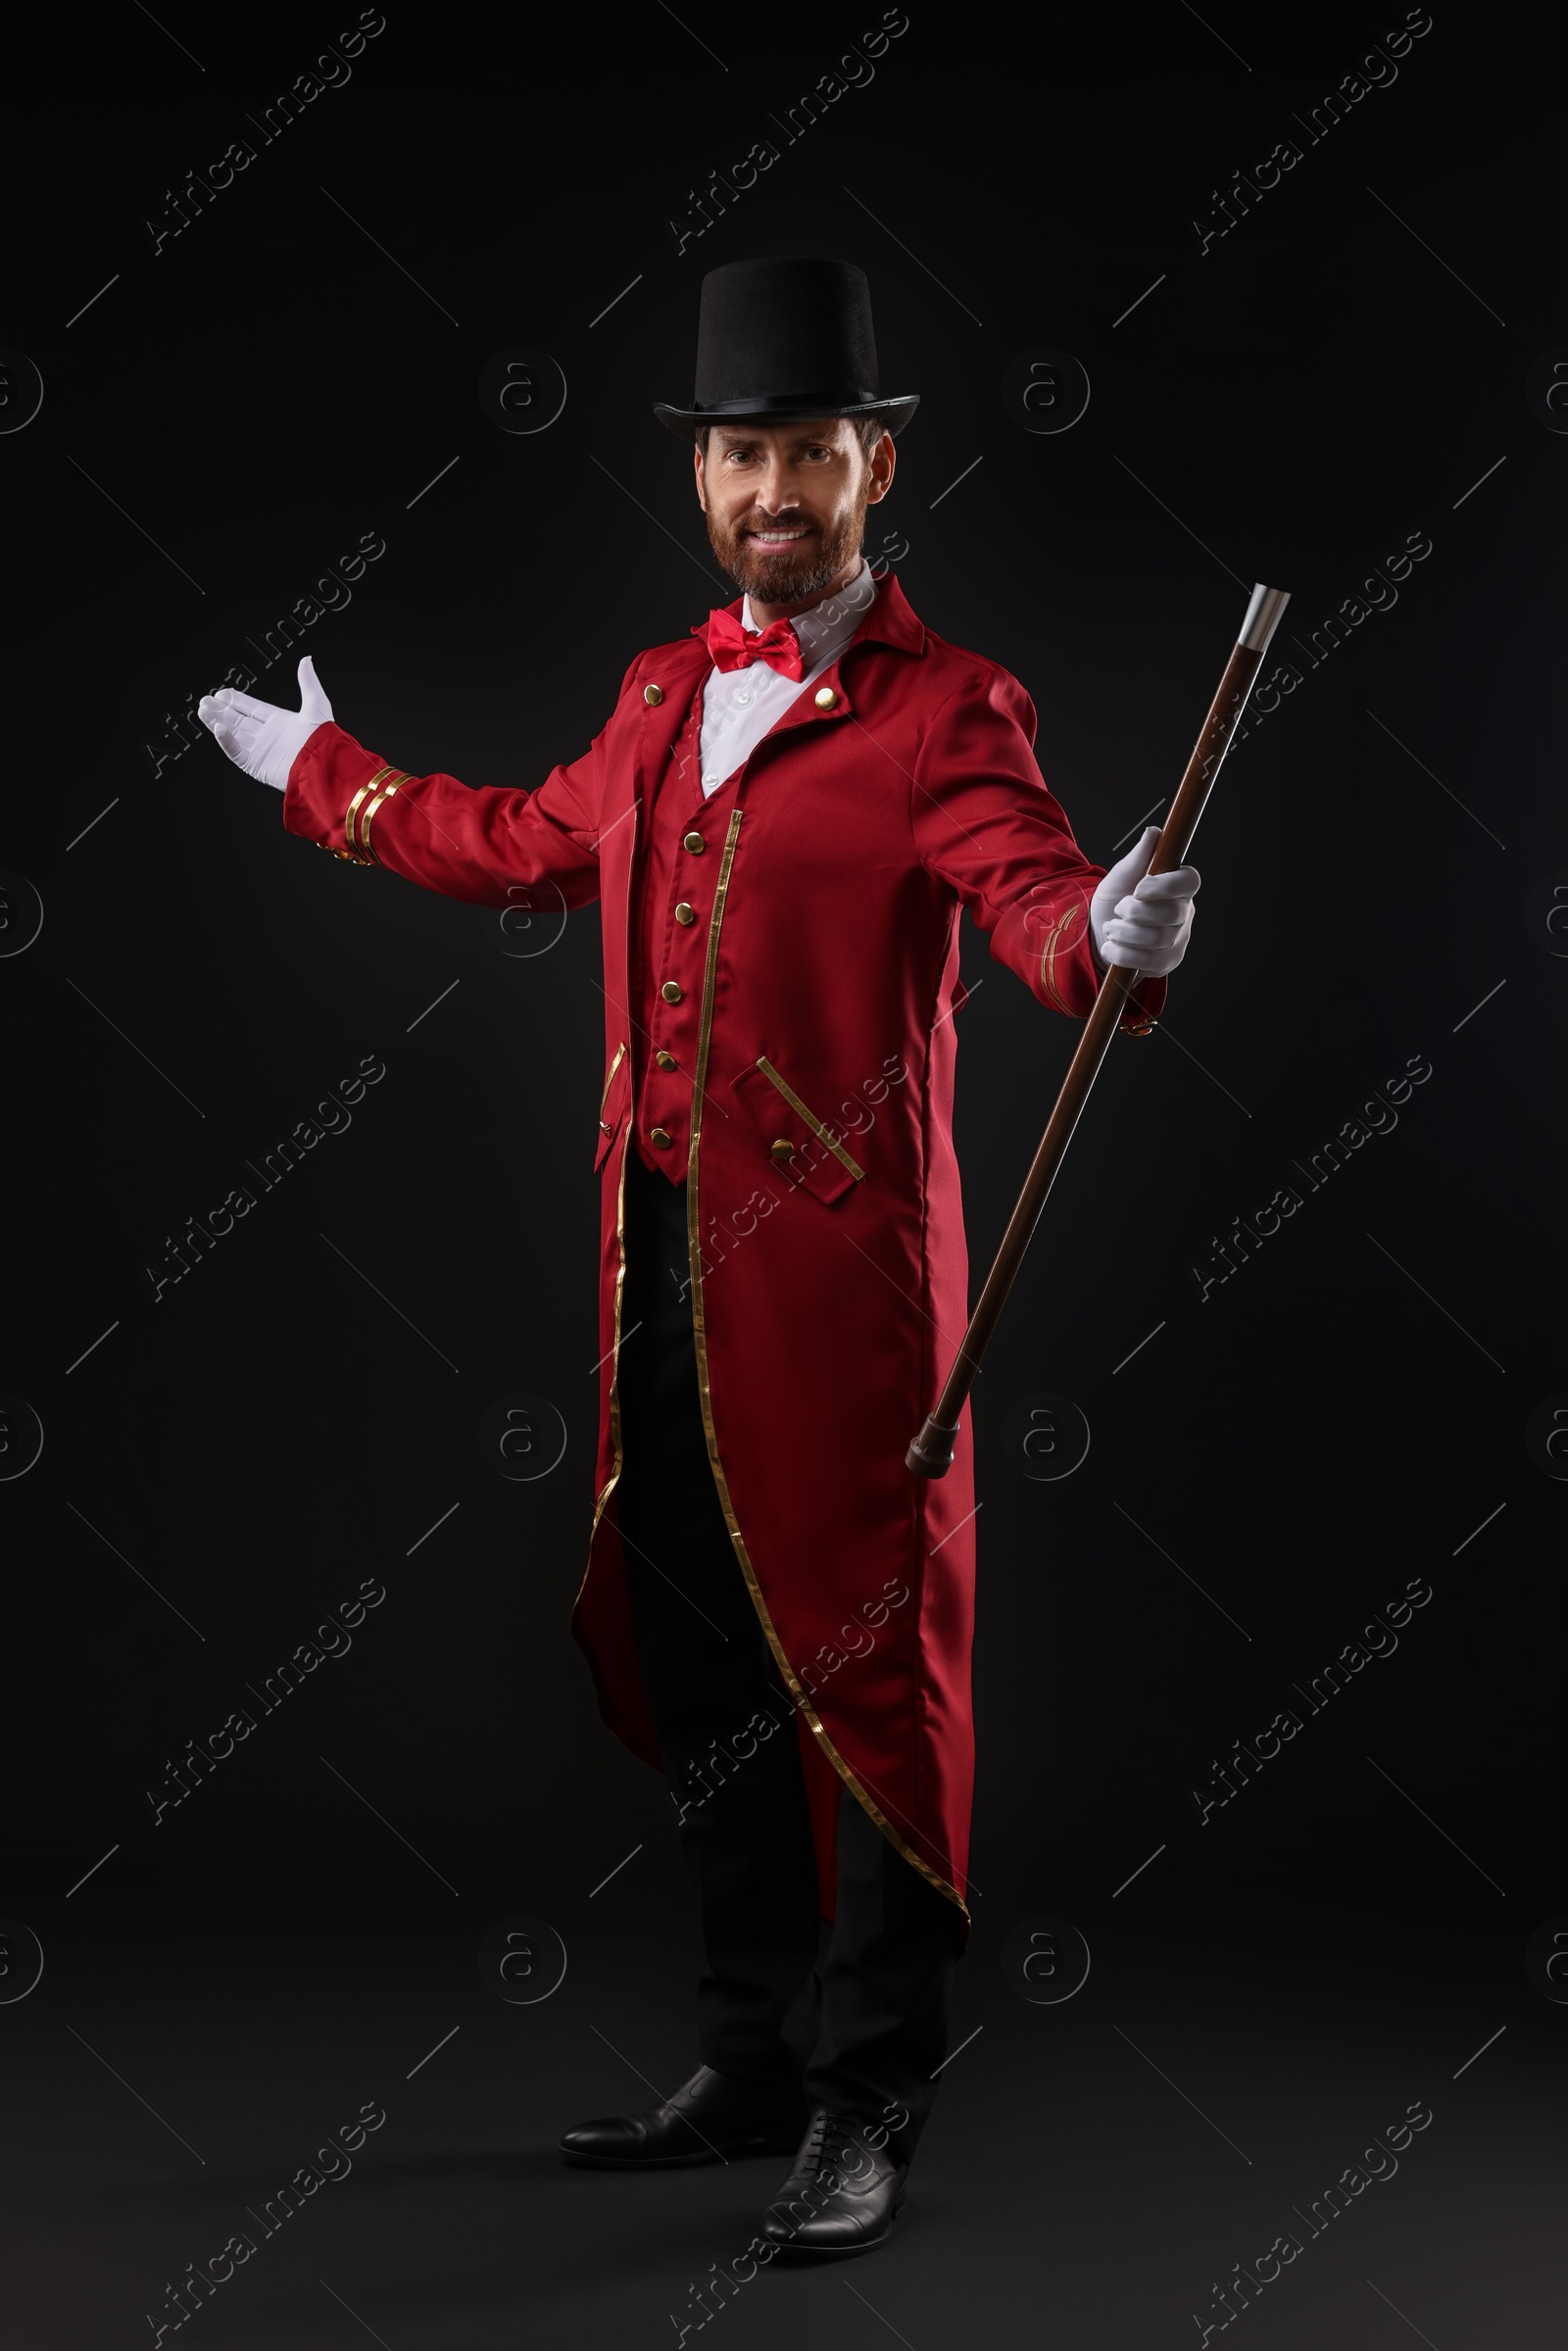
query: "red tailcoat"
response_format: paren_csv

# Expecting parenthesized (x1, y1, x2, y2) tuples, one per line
(284, 576, 1162, 1919)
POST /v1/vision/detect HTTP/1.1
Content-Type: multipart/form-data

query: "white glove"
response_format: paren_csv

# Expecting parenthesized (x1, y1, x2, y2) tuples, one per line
(198, 656, 333, 792)
(1089, 825, 1200, 977)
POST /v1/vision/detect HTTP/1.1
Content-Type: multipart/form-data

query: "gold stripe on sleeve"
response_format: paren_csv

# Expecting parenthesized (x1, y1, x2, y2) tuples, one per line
(345, 766, 394, 861)
(359, 773, 407, 866)
(1040, 903, 1085, 1014)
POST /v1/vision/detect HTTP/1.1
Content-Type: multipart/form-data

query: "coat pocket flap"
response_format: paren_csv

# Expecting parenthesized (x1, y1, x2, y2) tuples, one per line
(730, 1057, 864, 1206)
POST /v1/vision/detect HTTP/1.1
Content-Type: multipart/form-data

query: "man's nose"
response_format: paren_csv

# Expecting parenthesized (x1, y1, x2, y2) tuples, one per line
(755, 460, 798, 513)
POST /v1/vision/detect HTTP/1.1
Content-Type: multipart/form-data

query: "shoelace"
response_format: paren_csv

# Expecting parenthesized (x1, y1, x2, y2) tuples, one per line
(795, 2112, 874, 2184)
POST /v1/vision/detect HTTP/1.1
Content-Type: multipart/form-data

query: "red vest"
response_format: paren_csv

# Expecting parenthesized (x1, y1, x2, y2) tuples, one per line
(629, 681, 743, 1180)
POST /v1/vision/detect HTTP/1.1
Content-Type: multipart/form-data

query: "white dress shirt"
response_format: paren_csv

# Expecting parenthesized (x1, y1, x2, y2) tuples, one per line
(697, 560, 879, 796)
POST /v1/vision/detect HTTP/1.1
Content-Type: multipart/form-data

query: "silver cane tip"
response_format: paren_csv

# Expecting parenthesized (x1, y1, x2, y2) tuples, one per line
(1239, 584, 1290, 654)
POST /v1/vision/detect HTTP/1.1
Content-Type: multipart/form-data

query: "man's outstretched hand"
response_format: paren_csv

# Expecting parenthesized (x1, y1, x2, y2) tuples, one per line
(198, 656, 334, 792)
(1089, 825, 1200, 978)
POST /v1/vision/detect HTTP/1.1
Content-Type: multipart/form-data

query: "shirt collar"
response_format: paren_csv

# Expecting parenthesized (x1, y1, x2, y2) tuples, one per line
(741, 558, 878, 669)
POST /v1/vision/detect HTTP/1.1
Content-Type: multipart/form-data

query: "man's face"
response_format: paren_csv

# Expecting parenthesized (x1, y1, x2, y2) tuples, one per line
(695, 417, 894, 607)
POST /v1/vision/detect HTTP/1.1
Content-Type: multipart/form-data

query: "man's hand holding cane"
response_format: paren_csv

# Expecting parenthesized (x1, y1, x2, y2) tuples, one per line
(1089, 826, 1201, 979)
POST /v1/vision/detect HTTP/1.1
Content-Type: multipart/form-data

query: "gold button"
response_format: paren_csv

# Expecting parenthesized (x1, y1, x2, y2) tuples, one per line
(599, 1118, 613, 1135)
(655, 1050, 677, 1071)
(662, 981, 683, 1004)
(682, 831, 705, 853)
(644, 683, 663, 707)
(769, 1138, 796, 1163)
(674, 901, 695, 926)
(813, 686, 837, 710)
(650, 1126, 672, 1148)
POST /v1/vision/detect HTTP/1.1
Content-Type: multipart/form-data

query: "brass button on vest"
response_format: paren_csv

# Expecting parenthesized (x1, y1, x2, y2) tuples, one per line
(650, 1126, 672, 1148)
(662, 981, 683, 1004)
(813, 686, 837, 710)
(674, 901, 696, 925)
(644, 682, 663, 706)
(655, 1050, 677, 1071)
(769, 1138, 796, 1163)
(682, 831, 705, 853)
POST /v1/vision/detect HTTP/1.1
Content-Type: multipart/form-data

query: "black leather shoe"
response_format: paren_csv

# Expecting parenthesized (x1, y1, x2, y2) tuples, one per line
(559, 2065, 808, 2169)
(759, 2109, 907, 2256)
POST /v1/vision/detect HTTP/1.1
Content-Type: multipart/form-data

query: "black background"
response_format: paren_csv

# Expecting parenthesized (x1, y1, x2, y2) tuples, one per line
(4, 4, 1564, 2344)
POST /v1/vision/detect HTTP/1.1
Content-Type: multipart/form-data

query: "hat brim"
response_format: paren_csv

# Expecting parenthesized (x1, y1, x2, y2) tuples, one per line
(654, 392, 919, 440)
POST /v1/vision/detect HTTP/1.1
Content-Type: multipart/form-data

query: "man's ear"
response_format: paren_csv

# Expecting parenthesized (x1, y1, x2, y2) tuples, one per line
(864, 429, 896, 508)
(693, 442, 708, 514)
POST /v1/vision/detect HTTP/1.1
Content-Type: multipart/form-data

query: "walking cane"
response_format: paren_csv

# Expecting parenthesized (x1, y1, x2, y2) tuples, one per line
(906, 581, 1291, 1478)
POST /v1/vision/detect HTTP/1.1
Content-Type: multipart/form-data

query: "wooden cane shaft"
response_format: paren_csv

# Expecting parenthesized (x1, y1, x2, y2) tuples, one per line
(906, 604, 1282, 1479)
(917, 965, 1132, 1447)
(1146, 638, 1264, 879)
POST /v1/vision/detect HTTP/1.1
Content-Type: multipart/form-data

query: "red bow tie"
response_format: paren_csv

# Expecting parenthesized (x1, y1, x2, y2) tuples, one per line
(698, 607, 806, 682)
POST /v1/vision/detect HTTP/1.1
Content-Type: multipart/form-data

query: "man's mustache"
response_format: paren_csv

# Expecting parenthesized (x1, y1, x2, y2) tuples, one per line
(736, 514, 819, 537)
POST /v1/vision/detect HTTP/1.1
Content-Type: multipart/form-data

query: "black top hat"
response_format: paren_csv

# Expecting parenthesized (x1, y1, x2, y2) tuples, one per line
(654, 256, 919, 439)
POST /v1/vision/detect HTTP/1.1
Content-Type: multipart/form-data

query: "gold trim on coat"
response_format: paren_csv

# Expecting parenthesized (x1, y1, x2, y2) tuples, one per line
(583, 1107, 632, 1578)
(684, 809, 968, 1918)
(345, 766, 394, 861)
(598, 1040, 627, 1127)
(360, 773, 406, 865)
(755, 1056, 865, 1182)
(1039, 901, 1086, 1014)
(582, 791, 640, 1589)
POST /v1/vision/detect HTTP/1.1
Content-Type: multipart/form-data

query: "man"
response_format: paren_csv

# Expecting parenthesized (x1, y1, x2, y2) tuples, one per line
(200, 256, 1199, 2258)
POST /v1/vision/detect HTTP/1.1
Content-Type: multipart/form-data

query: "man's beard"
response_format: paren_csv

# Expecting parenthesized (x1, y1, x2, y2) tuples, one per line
(707, 489, 868, 605)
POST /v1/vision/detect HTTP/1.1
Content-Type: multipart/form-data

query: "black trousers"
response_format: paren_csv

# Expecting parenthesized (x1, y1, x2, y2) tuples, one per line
(614, 1148, 963, 2162)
